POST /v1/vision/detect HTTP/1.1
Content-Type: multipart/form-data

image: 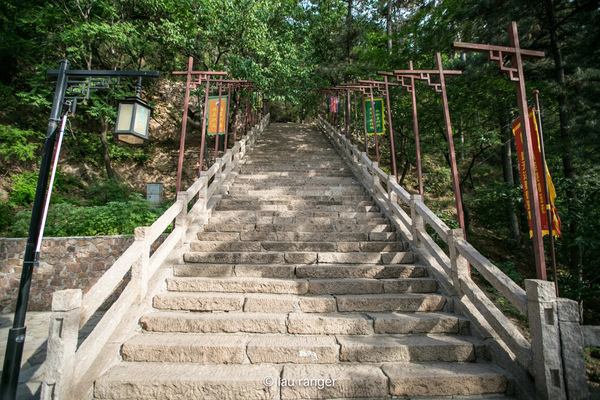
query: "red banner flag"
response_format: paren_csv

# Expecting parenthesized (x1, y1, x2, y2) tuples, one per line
(329, 97, 339, 113)
(511, 107, 561, 238)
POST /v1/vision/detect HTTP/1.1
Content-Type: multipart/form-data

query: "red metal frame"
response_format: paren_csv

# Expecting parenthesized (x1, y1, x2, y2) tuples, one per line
(452, 21, 547, 280)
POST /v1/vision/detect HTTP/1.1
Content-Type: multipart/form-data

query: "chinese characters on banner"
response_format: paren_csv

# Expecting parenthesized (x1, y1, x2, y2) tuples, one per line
(329, 97, 339, 113)
(207, 96, 228, 135)
(365, 97, 385, 135)
(511, 107, 561, 238)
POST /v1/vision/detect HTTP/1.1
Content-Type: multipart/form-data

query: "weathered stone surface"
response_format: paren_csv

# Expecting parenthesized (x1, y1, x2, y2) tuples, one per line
(298, 296, 337, 313)
(383, 362, 507, 397)
(240, 231, 277, 241)
(359, 241, 405, 252)
(337, 334, 475, 362)
(287, 313, 371, 335)
(382, 278, 437, 293)
(203, 223, 256, 232)
(284, 252, 317, 264)
(336, 294, 446, 312)
(296, 264, 426, 279)
(183, 252, 284, 265)
(189, 241, 261, 252)
(280, 364, 387, 399)
(122, 334, 248, 363)
(317, 252, 381, 264)
(336, 242, 360, 252)
(381, 252, 415, 264)
(276, 232, 368, 242)
(244, 294, 297, 313)
(247, 335, 339, 364)
(173, 264, 234, 277)
(234, 264, 295, 278)
(369, 232, 396, 241)
(308, 279, 383, 295)
(153, 292, 244, 311)
(196, 232, 240, 241)
(369, 312, 460, 334)
(94, 363, 279, 400)
(140, 312, 287, 333)
(166, 277, 309, 294)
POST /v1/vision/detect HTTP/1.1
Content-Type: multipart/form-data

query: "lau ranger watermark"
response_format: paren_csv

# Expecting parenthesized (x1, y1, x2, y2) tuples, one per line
(263, 376, 336, 389)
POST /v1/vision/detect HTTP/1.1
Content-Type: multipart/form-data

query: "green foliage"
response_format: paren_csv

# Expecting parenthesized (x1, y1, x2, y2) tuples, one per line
(0, 202, 14, 234)
(0, 125, 43, 162)
(469, 181, 524, 232)
(85, 179, 138, 206)
(8, 171, 39, 206)
(423, 166, 452, 197)
(10, 196, 172, 237)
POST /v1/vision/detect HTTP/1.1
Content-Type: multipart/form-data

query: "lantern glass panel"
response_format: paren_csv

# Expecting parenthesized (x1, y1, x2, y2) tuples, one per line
(116, 103, 134, 132)
(133, 104, 150, 137)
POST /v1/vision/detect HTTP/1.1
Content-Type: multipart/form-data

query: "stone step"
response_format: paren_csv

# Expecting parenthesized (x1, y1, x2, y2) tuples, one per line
(166, 277, 309, 294)
(174, 264, 296, 278)
(368, 312, 470, 334)
(216, 200, 377, 211)
(189, 241, 405, 253)
(140, 312, 288, 334)
(296, 264, 426, 279)
(337, 334, 477, 362)
(335, 294, 446, 312)
(196, 231, 396, 242)
(209, 210, 384, 219)
(227, 187, 366, 196)
(153, 292, 245, 311)
(287, 313, 372, 335)
(382, 362, 508, 397)
(183, 250, 412, 265)
(308, 278, 437, 295)
(201, 223, 392, 233)
(246, 334, 340, 364)
(122, 333, 248, 363)
(94, 363, 279, 400)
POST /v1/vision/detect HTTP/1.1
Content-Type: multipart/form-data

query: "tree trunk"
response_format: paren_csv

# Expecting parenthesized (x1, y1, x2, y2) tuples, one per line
(500, 110, 521, 244)
(386, 1, 392, 54)
(100, 118, 115, 180)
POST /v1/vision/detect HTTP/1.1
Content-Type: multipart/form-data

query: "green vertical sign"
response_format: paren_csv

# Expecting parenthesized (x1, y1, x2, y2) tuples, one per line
(365, 97, 385, 135)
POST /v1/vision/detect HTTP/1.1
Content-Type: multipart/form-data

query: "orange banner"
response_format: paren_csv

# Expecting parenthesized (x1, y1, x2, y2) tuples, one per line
(511, 107, 561, 237)
(208, 96, 228, 135)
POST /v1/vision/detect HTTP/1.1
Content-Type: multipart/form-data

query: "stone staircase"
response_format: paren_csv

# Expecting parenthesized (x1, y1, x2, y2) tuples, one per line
(93, 123, 510, 399)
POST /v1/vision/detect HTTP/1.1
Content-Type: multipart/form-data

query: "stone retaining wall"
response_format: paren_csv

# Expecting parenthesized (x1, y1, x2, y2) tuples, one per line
(0, 235, 165, 313)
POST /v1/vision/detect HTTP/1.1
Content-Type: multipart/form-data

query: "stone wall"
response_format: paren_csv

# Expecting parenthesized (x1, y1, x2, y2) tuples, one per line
(0, 235, 164, 313)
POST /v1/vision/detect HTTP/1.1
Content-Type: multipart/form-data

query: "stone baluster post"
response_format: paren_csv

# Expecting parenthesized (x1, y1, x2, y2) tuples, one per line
(41, 289, 82, 400)
(132, 227, 151, 304)
(175, 192, 189, 246)
(526, 279, 566, 400)
(448, 228, 468, 294)
(410, 194, 424, 248)
(556, 298, 588, 399)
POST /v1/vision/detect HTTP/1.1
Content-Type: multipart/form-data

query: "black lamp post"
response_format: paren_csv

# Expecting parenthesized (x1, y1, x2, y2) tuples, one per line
(0, 59, 159, 400)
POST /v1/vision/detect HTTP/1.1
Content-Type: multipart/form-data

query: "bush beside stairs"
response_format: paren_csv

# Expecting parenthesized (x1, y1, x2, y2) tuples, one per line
(93, 123, 512, 400)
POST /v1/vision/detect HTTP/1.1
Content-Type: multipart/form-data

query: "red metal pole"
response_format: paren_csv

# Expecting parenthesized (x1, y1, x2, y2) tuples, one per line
(199, 76, 210, 177)
(534, 90, 559, 294)
(223, 88, 231, 152)
(409, 61, 424, 199)
(233, 91, 240, 142)
(509, 23, 547, 280)
(176, 56, 193, 194)
(362, 94, 369, 155)
(346, 90, 351, 138)
(383, 75, 397, 179)
(368, 85, 380, 163)
(214, 82, 223, 160)
(436, 52, 466, 236)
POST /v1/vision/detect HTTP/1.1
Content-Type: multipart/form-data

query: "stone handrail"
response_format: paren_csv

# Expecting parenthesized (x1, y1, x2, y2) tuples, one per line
(318, 116, 588, 400)
(41, 114, 270, 399)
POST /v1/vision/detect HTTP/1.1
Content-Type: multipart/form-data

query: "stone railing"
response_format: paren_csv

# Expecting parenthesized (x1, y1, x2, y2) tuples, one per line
(41, 114, 270, 400)
(318, 116, 588, 400)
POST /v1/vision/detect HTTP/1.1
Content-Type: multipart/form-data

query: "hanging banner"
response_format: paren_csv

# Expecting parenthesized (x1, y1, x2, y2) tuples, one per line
(365, 97, 385, 135)
(329, 97, 339, 113)
(254, 93, 263, 110)
(511, 107, 561, 238)
(207, 96, 228, 135)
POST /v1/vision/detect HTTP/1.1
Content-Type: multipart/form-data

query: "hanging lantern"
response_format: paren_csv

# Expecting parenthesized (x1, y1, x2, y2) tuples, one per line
(114, 96, 153, 146)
